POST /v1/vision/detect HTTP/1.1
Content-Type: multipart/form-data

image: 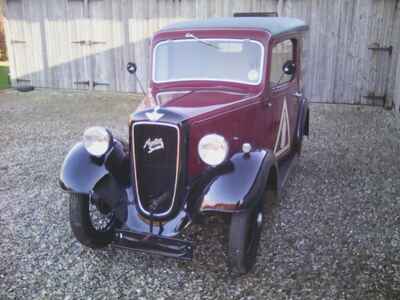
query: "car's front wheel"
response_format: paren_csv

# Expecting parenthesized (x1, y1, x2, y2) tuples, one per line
(228, 198, 264, 275)
(69, 193, 117, 248)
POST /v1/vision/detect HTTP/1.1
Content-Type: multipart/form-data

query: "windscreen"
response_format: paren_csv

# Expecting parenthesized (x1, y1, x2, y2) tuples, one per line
(153, 39, 264, 85)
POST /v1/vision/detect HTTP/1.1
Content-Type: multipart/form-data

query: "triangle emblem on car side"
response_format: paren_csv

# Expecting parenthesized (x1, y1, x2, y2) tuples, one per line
(274, 97, 291, 157)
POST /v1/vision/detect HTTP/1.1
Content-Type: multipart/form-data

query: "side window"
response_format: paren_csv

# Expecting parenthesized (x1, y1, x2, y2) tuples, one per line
(270, 39, 295, 87)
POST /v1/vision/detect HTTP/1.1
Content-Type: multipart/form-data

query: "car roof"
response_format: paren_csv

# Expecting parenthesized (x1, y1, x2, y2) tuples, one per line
(161, 17, 308, 37)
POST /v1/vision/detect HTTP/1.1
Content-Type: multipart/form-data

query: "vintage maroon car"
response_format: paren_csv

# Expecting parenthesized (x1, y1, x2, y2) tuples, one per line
(60, 16, 309, 274)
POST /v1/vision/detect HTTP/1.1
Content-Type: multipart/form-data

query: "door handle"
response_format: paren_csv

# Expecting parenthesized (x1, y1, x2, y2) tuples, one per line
(293, 92, 303, 98)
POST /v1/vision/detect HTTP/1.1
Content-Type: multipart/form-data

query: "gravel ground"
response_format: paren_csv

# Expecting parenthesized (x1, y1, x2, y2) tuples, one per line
(0, 89, 399, 299)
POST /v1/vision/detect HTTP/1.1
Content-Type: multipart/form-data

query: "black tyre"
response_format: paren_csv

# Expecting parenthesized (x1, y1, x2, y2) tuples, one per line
(296, 109, 309, 154)
(295, 123, 305, 154)
(295, 136, 303, 154)
(69, 193, 117, 248)
(228, 197, 264, 275)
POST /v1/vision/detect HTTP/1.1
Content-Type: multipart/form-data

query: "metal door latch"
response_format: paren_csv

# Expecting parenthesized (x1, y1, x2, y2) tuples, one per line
(93, 81, 110, 87)
(11, 40, 26, 44)
(368, 44, 393, 55)
(87, 41, 106, 46)
(73, 80, 90, 86)
(72, 40, 87, 45)
(362, 93, 386, 102)
(72, 40, 106, 46)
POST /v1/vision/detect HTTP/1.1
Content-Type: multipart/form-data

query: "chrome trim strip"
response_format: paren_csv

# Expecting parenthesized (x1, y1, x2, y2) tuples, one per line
(152, 38, 265, 86)
(132, 121, 180, 217)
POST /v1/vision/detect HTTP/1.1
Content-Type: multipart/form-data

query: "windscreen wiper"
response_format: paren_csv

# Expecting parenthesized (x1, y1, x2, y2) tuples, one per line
(185, 33, 219, 49)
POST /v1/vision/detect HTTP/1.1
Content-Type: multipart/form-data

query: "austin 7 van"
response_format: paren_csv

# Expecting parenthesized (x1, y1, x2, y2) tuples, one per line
(60, 16, 309, 274)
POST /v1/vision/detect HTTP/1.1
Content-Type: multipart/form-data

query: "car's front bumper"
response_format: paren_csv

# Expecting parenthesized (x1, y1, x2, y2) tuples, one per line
(113, 228, 193, 260)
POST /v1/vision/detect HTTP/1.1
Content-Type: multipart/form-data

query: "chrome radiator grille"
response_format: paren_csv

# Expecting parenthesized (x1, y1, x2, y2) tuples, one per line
(132, 122, 180, 217)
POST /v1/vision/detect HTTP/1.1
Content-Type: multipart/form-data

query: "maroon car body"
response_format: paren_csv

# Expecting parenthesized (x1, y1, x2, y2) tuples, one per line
(60, 16, 309, 274)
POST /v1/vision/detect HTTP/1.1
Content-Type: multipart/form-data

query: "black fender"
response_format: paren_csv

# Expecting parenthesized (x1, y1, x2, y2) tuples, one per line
(199, 149, 279, 213)
(60, 140, 130, 225)
(59, 142, 109, 194)
(60, 136, 130, 195)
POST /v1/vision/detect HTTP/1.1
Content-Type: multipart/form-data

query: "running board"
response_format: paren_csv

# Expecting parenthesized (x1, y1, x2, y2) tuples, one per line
(278, 153, 298, 189)
(113, 230, 193, 260)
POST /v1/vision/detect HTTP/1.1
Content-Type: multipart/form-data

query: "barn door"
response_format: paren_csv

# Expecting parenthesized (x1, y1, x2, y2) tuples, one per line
(45, 1, 73, 89)
(331, 0, 397, 107)
(88, 0, 115, 91)
(67, 0, 91, 90)
(5, 0, 46, 87)
(66, 0, 115, 91)
(362, 0, 397, 108)
(5, 0, 30, 86)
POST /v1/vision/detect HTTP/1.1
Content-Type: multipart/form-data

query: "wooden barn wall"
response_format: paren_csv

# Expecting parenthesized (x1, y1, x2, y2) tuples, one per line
(3, 0, 400, 107)
(393, 2, 400, 112)
(0, 1, 6, 60)
(0, 17, 5, 60)
(395, 49, 400, 112)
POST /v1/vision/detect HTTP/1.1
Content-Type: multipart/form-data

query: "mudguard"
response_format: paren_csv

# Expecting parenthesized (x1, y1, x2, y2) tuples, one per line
(199, 149, 278, 213)
(296, 96, 309, 140)
(59, 142, 109, 194)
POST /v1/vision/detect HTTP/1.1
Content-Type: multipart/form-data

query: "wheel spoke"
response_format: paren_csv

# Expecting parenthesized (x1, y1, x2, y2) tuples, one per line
(89, 202, 114, 231)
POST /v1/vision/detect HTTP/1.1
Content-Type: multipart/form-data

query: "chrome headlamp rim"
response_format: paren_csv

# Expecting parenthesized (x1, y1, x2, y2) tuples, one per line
(83, 126, 113, 157)
(197, 133, 229, 167)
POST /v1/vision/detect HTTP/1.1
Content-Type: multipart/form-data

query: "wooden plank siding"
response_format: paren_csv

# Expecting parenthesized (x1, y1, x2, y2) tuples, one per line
(390, 1, 400, 112)
(3, 0, 400, 108)
(395, 42, 400, 112)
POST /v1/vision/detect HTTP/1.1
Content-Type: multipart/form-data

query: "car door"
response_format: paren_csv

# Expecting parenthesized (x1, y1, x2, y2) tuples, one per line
(267, 37, 300, 159)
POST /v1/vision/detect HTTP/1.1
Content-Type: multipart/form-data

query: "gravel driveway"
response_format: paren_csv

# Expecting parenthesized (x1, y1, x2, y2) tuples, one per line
(0, 89, 399, 299)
